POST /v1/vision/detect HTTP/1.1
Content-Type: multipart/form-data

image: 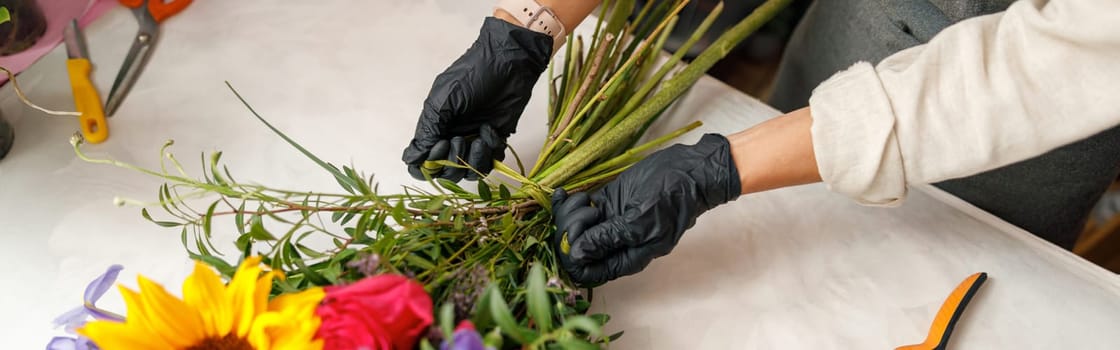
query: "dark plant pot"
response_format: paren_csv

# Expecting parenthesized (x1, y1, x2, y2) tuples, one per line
(0, 115, 12, 160)
(0, 0, 48, 56)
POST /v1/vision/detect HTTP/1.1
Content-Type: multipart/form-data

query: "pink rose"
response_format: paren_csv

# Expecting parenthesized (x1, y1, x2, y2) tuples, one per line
(316, 274, 433, 350)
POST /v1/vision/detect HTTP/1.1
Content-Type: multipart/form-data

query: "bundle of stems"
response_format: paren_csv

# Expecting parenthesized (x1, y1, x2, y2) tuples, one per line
(75, 0, 791, 348)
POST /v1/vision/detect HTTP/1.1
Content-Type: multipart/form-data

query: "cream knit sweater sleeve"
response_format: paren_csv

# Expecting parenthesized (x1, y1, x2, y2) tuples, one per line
(808, 0, 1120, 207)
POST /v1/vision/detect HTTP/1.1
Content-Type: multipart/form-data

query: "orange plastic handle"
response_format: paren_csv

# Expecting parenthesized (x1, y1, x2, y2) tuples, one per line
(67, 59, 109, 144)
(119, 0, 193, 22)
(897, 272, 988, 350)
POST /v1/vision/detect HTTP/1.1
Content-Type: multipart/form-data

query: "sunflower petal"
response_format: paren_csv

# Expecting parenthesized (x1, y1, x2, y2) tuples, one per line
(79, 320, 170, 350)
(253, 270, 279, 317)
(227, 257, 263, 337)
(245, 312, 284, 350)
(268, 286, 324, 312)
(183, 261, 233, 337)
(264, 287, 324, 349)
(136, 276, 207, 347)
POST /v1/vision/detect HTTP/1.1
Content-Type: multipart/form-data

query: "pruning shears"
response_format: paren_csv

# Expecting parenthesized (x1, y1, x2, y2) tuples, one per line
(897, 272, 988, 350)
(104, 0, 193, 117)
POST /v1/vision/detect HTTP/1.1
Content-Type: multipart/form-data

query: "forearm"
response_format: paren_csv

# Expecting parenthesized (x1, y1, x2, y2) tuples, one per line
(728, 107, 821, 195)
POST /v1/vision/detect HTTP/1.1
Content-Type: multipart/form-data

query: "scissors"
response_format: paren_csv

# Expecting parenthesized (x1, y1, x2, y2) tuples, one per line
(104, 0, 193, 117)
(897, 272, 988, 350)
(64, 20, 109, 143)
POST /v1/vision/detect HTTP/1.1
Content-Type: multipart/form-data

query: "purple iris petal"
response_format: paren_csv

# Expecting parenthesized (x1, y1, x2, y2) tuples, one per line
(46, 336, 98, 350)
(51, 307, 90, 332)
(52, 265, 126, 332)
(440, 329, 487, 350)
(83, 265, 122, 303)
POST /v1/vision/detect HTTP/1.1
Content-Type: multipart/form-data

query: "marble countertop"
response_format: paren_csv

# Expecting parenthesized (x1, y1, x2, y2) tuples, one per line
(1, 1, 1117, 348)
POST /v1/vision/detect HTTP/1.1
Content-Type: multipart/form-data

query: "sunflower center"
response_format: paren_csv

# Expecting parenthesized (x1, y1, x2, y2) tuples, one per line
(185, 334, 254, 350)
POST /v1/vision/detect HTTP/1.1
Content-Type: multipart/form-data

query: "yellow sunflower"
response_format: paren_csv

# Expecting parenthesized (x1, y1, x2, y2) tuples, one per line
(79, 257, 325, 350)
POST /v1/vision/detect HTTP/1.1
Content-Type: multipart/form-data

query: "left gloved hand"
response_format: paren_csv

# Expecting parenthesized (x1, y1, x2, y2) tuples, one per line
(551, 134, 742, 287)
(401, 17, 552, 182)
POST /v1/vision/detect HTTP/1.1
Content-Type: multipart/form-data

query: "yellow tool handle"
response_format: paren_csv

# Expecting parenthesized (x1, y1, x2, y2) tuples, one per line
(66, 58, 109, 144)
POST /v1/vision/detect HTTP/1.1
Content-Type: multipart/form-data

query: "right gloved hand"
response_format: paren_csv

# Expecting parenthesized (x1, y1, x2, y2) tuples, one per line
(551, 134, 743, 287)
(402, 17, 553, 182)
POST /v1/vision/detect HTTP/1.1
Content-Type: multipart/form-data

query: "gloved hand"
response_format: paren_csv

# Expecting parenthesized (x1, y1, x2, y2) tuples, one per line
(552, 134, 742, 287)
(402, 17, 552, 182)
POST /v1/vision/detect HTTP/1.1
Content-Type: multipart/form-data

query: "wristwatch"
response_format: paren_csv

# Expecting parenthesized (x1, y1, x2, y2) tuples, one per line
(495, 0, 567, 47)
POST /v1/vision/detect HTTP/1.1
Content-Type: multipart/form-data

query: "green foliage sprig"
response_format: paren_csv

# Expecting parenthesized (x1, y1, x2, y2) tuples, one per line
(74, 1, 791, 348)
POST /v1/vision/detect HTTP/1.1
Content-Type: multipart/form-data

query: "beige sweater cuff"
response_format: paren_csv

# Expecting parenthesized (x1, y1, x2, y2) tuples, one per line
(808, 62, 907, 207)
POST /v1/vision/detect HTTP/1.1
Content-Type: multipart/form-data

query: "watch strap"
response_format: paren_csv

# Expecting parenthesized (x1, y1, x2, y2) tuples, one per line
(495, 0, 566, 47)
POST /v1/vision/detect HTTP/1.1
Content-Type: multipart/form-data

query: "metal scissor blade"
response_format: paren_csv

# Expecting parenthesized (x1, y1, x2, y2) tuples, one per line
(105, 29, 159, 117)
(63, 20, 90, 59)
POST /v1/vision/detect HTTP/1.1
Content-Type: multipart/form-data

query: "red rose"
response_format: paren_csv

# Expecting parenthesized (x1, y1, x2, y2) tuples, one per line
(315, 274, 434, 350)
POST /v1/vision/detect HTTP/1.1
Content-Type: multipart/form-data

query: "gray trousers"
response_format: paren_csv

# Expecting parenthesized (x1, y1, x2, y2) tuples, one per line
(768, 0, 1120, 249)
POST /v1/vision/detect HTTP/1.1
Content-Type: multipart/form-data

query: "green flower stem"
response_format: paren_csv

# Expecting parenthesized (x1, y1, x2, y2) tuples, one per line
(567, 121, 701, 184)
(538, 0, 792, 188)
(530, 1, 688, 178)
(609, 3, 723, 130)
(549, 33, 615, 142)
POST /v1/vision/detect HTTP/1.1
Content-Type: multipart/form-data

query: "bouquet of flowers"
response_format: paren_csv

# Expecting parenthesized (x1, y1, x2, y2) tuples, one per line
(48, 1, 790, 349)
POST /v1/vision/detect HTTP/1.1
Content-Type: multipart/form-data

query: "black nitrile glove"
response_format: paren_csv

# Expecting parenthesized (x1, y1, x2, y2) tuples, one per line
(552, 134, 742, 287)
(402, 17, 552, 182)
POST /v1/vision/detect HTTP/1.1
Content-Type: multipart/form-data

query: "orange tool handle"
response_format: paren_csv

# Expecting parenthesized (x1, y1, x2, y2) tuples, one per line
(67, 59, 109, 144)
(897, 272, 988, 350)
(120, 0, 193, 22)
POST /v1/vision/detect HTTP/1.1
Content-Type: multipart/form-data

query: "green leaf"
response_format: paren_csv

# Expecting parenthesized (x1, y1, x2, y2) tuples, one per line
(589, 313, 610, 325)
(391, 201, 409, 224)
(426, 198, 444, 212)
(404, 254, 436, 270)
(419, 340, 436, 350)
(320, 259, 342, 283)
(440, 303, 455, 340)
(436, 178, 470, 197)
(555, 339, 599, 350)
(499, 184, 511, 201)
(334, 248, 357, 262)
(340, 211, 358, 225)
(483, 328, 504, 349)
(248, 217, 277, 241)
(561, 316, 603, 338)
(453, 215, 465, 231)
(295, 244, 327, 259)
(331, 211, 345, 223)
(141, 208, 181, 227)
(234, 202, 247, 235)
(224, 82, 361, 192)
(209, 152, 227, 185)
(438, 206, 453, 223)
(193, 254, 236, 278)
(201, 201, 219, 238)
(235, 234, 251, 256)
(607, 331, 624, 341)
(488, 288, 531, 343)
(180, 227, 191, 253)
(574, 299, 592, 314)
(527, 263, 553, 332)
(289, 246, 331, 286)
(477, 181, 492, 201)
(472, 285, 496, 329)
(0, 8, 11, 25)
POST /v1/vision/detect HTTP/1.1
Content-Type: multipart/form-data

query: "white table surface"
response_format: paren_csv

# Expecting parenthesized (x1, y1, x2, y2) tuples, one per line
(1, 1, 1118, 349)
